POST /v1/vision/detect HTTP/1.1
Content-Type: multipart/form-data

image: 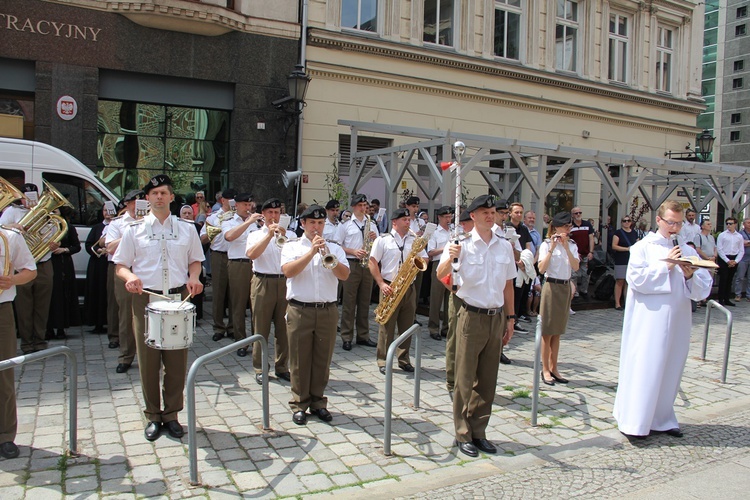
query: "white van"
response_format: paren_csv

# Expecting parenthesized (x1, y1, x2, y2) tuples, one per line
(0, 138, 119, 290)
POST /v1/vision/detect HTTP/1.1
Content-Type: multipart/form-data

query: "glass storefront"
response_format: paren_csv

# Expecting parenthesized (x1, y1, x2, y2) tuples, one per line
(96, 100, 230, 200)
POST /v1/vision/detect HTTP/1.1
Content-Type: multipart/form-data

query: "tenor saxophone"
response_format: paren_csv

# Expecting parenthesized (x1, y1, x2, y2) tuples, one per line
(360, 215, 373, 267)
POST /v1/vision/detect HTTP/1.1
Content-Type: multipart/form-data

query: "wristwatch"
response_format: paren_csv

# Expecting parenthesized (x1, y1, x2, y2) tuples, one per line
(506, 314, 516, 320)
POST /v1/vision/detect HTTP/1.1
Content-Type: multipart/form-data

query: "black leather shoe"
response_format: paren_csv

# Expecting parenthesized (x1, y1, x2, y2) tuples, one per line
(342, 341, 352, 351)
(519, 315, 532, 323)
(275, 371, 291, 381)
(115, 363, 131, 374)
(212, 332, 224, 341)
(165, 420, 184, 438)
(429, 333, 442, 340)
(500, 353, 511, 365)
(379, 366, 386, 374)
(108, 341, 119, 349)
(457, 441, 478, 458)
(541, 372, 555, 386)
(551, 373, 569, 384)
(0, 441, 20, 459)
(665, 428, 683, 438)
(237, 347, 248, 357)
(293, 411, 307, 425)
(725, 301, 736, 307)
(356, 339, 377, 347)
(144, 422, 161, 441)
(400, 364, 415, 373)
(472, 438, 497, 454)
(255, 373, 263, 385)
(413, 320, 423, 326)
(311, 408, 333, 422)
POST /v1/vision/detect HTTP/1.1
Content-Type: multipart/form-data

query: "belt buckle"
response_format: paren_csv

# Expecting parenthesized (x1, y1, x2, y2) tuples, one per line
(487, 308, 498, 316)
(315, 302, 325, 309)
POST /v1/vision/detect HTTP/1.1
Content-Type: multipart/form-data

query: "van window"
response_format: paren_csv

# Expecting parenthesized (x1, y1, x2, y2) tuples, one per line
(43, 173, 108, 227)
(0, 169, 25, 188)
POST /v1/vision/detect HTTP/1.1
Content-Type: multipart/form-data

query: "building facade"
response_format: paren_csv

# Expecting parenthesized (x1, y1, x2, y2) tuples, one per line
(0, 0, 301, 202)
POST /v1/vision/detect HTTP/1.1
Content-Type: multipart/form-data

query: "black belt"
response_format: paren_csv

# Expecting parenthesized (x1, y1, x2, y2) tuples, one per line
(255, 272, 285, 279)
(229, 258, 250, 263)
(347, 258, 359, 262)
(546, 278, 569, 285)
(144, 285, 186, 295)
(212, 250, 227, 254)
(462, 303, 503, 316)
(289, 298, 336, 309)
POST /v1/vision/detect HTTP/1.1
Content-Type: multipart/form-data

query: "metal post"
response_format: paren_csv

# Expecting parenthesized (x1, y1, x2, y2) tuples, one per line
(531, 316, 542, 426)
(383, 323, 421, 456)
(187, 334, 268, 485)
(701, 299, 733, 383)
(0, 346, 78, 455)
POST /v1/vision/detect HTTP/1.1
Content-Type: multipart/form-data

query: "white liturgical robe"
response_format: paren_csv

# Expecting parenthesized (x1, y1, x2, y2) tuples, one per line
(613, 231, 712, 436)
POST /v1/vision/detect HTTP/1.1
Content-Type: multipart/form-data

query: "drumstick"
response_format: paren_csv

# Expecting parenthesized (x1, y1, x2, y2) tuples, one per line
(178, 294, 193, 308)
(142, 290, 172, 301)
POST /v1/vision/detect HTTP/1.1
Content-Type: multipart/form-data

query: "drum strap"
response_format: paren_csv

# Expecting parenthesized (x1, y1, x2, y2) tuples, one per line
(145, 216, 179, 296)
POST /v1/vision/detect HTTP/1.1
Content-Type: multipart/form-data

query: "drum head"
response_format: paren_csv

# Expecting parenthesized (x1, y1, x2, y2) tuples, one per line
(147, 300, 196, 313)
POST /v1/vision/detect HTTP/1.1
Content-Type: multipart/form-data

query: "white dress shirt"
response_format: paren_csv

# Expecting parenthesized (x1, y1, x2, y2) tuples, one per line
(245, 226, 296, 274)
(200, 208, 230, 252)
(439, 228, 517, 309)
(281, 236, 349, 303)
(323, 218, 339, 241)
(221, 214, 259, 260)
(539, 239, 579, 280)
(334, 214, 379, 251)
(716, 230, 745, 263)
(680, 220, 701, 244)
(113, 213, 204, 290)
(105, 212, 135, 262)
(427, 225, 451, 262)
(0, 204, 51, 262)
(0, 228, 37, 303)
(370, 230, 428, 282)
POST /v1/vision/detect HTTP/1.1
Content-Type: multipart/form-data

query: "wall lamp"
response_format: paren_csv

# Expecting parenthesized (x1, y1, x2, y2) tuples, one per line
(272, 64, 311, 114)
(665, 129, 715, 162)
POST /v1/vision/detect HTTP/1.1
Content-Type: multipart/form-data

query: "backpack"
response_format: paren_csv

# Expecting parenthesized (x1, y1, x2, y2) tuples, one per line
(593, 273, 616, 301)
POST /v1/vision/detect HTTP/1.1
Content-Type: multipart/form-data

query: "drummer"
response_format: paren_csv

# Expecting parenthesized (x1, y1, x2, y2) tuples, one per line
(114, 174, 204, 442)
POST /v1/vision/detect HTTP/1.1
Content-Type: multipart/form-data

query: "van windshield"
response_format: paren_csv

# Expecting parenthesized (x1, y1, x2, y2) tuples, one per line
(43, 173, 108, 226)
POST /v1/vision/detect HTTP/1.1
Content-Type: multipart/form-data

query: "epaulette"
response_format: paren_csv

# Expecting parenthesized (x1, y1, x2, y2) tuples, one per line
(457, 233, 471, 242)
(0, 224, 23, 236)
(127, 219, 145, 227)
(111, 214, 125, 221)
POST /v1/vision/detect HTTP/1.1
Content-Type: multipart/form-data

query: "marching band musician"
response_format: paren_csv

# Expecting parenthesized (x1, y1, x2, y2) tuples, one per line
(0, 225, 37, 459)
(0, 183, 53, 354)
(436, 195, 516, 458)
(405, 196, 426, 305)
(114, 175, 204, 441)
(245, 198, 296, 385)
(323, 199, 340, 241)
(335, 193, 379, 351)
(491, 198, 516, 364)
(281, 205, 349, 425)
(222, 193, 263, 357)
(369, 208, 428, 374)
(200, 188, 236, 341)
(105, 189, 145, 372)
(427, 205, 453, 341)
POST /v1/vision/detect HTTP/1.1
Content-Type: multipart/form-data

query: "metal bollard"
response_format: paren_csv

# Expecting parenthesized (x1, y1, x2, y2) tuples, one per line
(0, 346, 78, 455)
(186, 334, 268, 485)
(383, 323, 421, 456)
(701, 300, 733, 383)
(531, 316, 542, 426)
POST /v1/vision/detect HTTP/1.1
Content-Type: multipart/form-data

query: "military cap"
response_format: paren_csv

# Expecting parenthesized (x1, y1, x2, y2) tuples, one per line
(326, 199, 340, 210)
(234, 193, 253, 203)
(391, 208, 410, 220)
(467, 195, 496, 213)
(122, 189, 145, 203)
(300, 204, 326, 220)
(436, 205, 453, 216)
(405, 196, 420, 206)
(143, 174, 172, 194)
(551, 212, 572, 227)
(221, 188, 237, 200)
(350, 193, 368, 206)
(261, 198, 282, 210)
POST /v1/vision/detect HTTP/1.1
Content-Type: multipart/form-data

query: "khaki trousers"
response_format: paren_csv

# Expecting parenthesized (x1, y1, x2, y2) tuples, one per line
(16, 260, 52, 353)
(0, 303, 17, 443)
(453, 306, 505, 442)
(114, 277, 136, 365)
(287, 302, 337, 412)
(428, 262, 449, 336)
(227, 260, 252, 340)
(445, 294, 463, 392)
(210, 251, 232, 335)
(106, 263, 120, 344)
(340, 262, 373, 343)
(132, 291, 188, 423)
(250, 274, 289, 374)
(376, 284, 415, 368)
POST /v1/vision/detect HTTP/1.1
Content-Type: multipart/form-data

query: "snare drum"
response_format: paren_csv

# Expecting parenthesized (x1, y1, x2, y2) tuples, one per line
(144, 300, 195, 350)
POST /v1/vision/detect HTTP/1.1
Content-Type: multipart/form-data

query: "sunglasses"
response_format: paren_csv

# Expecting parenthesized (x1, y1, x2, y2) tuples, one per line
(572, 211, 582, 215)
(621, 219, 632, 222)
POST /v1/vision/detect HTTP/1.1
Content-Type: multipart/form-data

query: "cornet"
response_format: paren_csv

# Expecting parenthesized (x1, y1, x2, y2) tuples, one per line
(274, 214, 292, 248)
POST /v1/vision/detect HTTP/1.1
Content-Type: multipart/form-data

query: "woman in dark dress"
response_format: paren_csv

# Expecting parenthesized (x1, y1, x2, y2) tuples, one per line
(611, 216, 639, 310)
(47, 207, 82, 339)
(180, 205, 206, 320)
(83, 206, 111, 334)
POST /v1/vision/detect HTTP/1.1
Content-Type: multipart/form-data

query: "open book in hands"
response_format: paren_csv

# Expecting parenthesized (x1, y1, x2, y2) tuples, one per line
(661, 255, 719, 269)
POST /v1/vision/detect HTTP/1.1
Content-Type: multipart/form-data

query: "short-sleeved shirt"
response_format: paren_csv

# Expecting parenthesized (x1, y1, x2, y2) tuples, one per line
(281, 236, 349, 303)
(105, 212, 136, 262)
(334, 215, 379, 251)
(200, 209, 230, 252)
(0, 228, 36, 303)
(427, 225, 451, 262)
(693, 232, 716, 260)
(221, 214, 260, 260)
(539, 239, 579, 280)
(569, 220, 594, 256)
(0, 204, 51, 262)
(245, 226, 296, 274)
(370, 230, 428, 282)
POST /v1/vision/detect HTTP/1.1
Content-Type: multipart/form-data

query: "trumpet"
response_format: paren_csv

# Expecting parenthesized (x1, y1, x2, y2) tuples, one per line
(316, 232, 339, 269)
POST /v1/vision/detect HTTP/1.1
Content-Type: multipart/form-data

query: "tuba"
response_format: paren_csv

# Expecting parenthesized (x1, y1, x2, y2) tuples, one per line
(374, 223, 436, 325)
(0, 176, 24, 297)
(205, 210, 235, 242)
(18, 180, 75, 261)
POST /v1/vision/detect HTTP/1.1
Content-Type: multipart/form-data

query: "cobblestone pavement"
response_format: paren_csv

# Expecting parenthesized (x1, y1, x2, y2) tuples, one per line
(1, 296, 749, 499)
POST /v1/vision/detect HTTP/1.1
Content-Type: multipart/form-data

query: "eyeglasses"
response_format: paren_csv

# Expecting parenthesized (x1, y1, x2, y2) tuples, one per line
(572, 211, 582, 215)
(658, 217, 684, 228)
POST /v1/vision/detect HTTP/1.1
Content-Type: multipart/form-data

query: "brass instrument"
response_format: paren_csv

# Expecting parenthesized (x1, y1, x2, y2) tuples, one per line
(18, 180, 75, 261)
(0, 176, 25, 297)
(316, 233, 339, 270)
(0, 231, 9, 298)
(275, 230, 289, 248)
(374, 224, 436, 325)
(205, 210, 235, 243)
(361, 215, 373, 267)
(274, 214, 293, 248)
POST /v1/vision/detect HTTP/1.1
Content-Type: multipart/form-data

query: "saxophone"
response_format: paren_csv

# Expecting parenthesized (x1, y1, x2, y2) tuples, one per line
(360, 215, 373, 267)
(374, 223, 436, 325)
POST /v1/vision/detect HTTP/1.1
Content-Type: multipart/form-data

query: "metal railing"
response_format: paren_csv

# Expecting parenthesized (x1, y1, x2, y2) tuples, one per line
(186, 334, 268, 485)
(0, 346, 78, 455)
(383, 323, 422, 456)
(701, 299, 734, 383)
(531, 316, 542, 426)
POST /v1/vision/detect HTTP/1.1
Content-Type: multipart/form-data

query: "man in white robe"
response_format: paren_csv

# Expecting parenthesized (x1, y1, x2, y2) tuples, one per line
(613, 200, 712, 438)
